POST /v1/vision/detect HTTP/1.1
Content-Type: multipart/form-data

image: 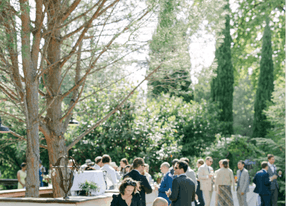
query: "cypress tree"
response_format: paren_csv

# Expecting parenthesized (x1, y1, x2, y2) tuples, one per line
(252, 16, 274, 138)
(211, 2, 234, 136)
(148, 0, 192, 102)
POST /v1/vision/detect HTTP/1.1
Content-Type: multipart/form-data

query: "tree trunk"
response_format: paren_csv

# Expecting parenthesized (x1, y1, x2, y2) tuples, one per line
(25, 83, 40, 197)
(20, 0, 40, 197)
(45, 1, 65, 196)
(46, 135, 67, 197)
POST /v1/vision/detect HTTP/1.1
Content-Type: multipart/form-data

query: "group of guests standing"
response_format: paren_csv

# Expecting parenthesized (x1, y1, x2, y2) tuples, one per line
(109, 154, 282, 206)
(16, 153, 282, 206)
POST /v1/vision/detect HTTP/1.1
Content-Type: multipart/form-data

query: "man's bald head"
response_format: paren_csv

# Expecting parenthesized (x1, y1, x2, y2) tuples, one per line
(153, 197, 168, 206)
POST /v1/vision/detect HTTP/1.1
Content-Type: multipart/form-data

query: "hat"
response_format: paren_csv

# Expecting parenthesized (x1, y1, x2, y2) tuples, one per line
(87, 161, 94, 166)
(85, 159, 92, 164)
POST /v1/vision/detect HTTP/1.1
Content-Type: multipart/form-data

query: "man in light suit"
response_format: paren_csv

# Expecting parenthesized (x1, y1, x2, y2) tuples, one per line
(198, 156, 213, 206)
(253, 161, 276, 206)
(267, 154, 282, 206)
(236, 160, 250, 206)
(166, 160, 196, 206)
(181, 157, 197, 191)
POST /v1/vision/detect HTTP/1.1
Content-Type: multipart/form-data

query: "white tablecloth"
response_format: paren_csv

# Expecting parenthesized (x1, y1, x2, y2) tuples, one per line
(70, 170, 106, 195)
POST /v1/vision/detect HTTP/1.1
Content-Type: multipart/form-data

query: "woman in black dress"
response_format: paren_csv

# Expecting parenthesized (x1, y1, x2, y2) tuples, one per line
(110, 177, 142, 206)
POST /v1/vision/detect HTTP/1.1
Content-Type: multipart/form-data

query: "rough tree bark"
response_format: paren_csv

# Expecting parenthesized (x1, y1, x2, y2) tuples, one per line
(20, 0, 40, 197)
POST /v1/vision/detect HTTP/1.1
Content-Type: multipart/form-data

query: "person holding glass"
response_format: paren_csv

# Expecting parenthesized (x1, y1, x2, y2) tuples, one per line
(17, 162, 27, 189)
(198, 156, 214, 206)
(110, 177, 142, 206)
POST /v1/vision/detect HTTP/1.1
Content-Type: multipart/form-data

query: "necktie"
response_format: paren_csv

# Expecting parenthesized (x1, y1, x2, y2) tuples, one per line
(208, 167, 210, 173)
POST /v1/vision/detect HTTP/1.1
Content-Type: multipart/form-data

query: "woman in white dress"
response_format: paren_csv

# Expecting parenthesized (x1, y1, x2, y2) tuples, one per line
(17, 162, 27, 189)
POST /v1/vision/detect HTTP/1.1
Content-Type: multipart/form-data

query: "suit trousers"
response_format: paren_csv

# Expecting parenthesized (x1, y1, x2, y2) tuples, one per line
(271, 188, 278, 206)
(260, 194, 271, 206)
(237, 187, 248, 206)
(202, 190, 212, 206)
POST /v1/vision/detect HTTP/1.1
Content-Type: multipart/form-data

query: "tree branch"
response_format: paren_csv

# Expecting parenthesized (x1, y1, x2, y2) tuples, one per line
(60, 9, 149, 100)
(59, 0, 122, 69)
(67, 64, 162, 150)
(9, 131, 26, 141)
(8, 130, 48, 149)
(31, 0, 44, 71)
(58, 1, 101, 29)
(62, 42, 84, 132)
(0, 111, 25, 123)
(0, 85, 19, 102)
(61, 0, 82, 22)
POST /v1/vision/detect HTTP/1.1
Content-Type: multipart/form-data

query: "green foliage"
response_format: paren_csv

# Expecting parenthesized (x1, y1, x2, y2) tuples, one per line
(231, 0, 285, 87)
(233, 74, 255, 136)
(148, 0, 192, 101)
(204, 135, 262, 173)
(193, 67, 214, 102)
(264, 78, 285, 141)
(66, 83, 148, 165)
(0, 110, 27, 181)
(65, 82, 222, 175)
(252, 17, 274, 138)
(177, 100, 224, 158)
(79, 180, 99, 195)
(211, 3, 234, 135)
(264, 78, 285, 204)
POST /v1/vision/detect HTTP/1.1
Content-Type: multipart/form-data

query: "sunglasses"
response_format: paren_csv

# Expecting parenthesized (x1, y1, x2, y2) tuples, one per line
(126, 180, 136, 186)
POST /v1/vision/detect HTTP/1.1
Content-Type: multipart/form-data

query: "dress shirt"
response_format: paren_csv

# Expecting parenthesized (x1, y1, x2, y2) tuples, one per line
(93, 164, 101, 170)
(267, 162, 275, 173)
(237, 168, 243, 187)
(101, 164, 118, 187)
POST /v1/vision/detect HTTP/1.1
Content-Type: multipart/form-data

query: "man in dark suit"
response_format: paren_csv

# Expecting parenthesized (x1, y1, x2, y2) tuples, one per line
(253, 161, 276, 206)
(267, 154, 282, 206)
(124, 157, 152, 206)
(166, 160, 195, 206)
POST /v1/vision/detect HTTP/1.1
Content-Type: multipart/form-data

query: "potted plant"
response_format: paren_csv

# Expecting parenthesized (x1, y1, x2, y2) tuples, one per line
(43, 174, 52, 187)
(79, 180, 99, 196)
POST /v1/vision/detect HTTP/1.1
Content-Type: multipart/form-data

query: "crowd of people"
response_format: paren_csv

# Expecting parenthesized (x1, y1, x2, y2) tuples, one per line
(16, 153, 283, 206)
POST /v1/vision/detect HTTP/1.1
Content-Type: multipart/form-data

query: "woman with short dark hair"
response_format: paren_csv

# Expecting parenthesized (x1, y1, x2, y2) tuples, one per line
(110, 177, 142, 206)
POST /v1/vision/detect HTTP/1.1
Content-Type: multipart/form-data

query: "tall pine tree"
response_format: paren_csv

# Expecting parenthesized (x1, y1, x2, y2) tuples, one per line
(148, 0, 192, 102)
(211, 2, 234, 136)
(252, 16, 274, 138)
